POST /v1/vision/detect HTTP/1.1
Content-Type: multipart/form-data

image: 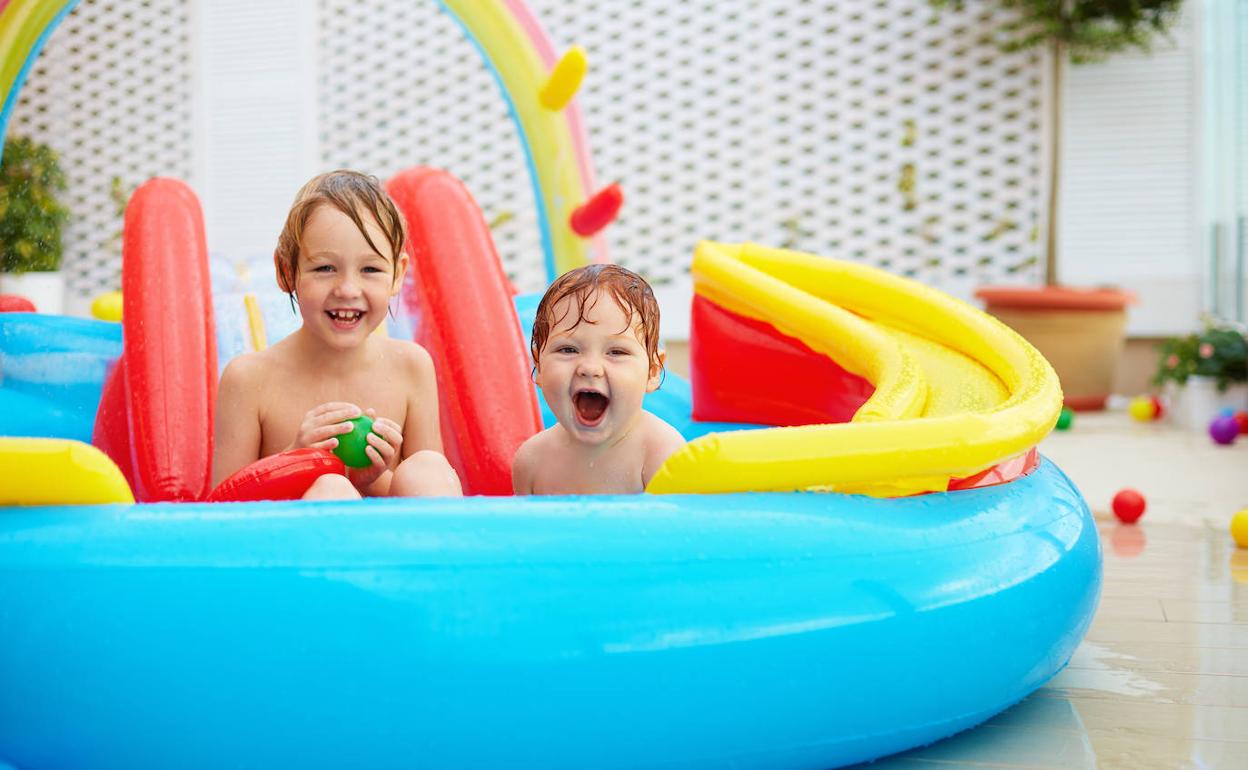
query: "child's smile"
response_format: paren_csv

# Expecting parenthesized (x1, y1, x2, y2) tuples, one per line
(327, 308, 366, 329)
(573, 388, 609, 427)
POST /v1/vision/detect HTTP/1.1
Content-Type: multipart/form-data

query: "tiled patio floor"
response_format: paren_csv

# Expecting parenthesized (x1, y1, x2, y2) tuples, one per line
(854, 411, 1248, 770)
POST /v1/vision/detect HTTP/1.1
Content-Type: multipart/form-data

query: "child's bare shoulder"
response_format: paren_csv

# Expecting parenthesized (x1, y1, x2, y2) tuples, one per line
(641, 412, 685, 481)
(378, 337, 435, 377)
(219, 347, 279, 390)
(512, 426, 560, 493)
(642, 411, 684, 449)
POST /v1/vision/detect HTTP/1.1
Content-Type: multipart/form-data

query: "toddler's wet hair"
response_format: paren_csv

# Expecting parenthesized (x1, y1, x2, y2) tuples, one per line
(530, 264, 662, 372)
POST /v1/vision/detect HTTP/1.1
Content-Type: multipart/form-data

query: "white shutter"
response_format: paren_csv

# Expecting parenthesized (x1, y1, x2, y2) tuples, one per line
(196, 0, 319, 260)
(1059, 3, 1202, 335)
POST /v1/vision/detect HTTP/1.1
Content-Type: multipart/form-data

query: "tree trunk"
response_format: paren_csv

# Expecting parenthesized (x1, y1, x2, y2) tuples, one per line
(1045, 39, 1064, 287)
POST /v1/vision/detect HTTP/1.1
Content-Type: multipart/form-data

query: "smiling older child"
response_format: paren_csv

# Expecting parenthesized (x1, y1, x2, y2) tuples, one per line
(212, 170, 461, 499)
(512, 264, 685, 495)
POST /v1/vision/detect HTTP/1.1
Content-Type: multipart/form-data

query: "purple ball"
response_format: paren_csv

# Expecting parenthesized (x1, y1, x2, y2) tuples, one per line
(1210, 415, 1240, 445)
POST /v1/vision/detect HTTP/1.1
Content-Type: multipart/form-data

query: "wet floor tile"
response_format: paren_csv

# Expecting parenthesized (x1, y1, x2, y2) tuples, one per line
(857, 415, 1248, 768)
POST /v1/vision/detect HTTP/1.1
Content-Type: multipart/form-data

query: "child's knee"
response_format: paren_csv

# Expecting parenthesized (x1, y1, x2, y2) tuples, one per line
(302, 473, 360, 500)
(392, 451, 462, 497)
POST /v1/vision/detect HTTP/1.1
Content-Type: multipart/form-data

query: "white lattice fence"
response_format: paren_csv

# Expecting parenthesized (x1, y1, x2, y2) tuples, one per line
(11, 0, 1042, 311)
(318, 0, 1044, 296)
(8, 0, 195, 311)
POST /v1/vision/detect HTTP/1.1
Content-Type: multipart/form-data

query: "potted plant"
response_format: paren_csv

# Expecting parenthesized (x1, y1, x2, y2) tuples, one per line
(934, 0, 1184, 409)
(0, 136, 70, 313)
(1152, 322, 1248, 429)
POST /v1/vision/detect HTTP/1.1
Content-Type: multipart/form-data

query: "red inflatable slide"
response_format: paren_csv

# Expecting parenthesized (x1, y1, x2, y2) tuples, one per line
(93, 178, 217, 502)
(387, 168, 542, 496)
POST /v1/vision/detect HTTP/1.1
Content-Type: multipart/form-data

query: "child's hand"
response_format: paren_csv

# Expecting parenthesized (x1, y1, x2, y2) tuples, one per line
(289, 402, 362, 452)
(347, 410, 403, 491)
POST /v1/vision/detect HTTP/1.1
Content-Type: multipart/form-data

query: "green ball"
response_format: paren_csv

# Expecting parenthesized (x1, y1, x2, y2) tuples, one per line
(333, 415, 375, 468)
(1055, 407, 1074, 431)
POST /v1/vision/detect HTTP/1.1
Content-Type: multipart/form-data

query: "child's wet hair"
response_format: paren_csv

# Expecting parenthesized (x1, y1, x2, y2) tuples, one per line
(274, 170, 407, 294)
(531, 264, 662, 373)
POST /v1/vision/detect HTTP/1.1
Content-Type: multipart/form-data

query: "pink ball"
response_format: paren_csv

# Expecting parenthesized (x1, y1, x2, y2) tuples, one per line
(1210, 416, 1240, 445)
(1112, 489, 1147, 524)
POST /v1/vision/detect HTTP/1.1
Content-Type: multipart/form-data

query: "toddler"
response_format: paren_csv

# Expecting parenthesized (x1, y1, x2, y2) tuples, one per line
(212, 170, 461, 498)
(512, 264, 685, 494)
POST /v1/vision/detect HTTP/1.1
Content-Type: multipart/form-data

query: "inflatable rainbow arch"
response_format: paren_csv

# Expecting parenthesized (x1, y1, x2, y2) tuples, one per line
(0, 2, 1100, 769)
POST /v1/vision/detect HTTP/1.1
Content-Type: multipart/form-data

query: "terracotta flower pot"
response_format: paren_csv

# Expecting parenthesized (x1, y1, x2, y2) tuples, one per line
(976, 286, 1135, 411)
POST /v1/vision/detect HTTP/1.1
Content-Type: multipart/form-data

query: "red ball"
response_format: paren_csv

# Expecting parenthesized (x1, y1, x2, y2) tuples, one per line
(1112, 488, 1147, 524)
(1149, 395, 1165, 420)
(0, 294, 36, 313)
(1235, 411, 1248, 436)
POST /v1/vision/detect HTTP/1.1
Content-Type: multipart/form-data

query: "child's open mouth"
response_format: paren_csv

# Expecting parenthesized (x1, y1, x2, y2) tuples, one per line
(327, 309, 364, 329)
(573, 389, 609, 427)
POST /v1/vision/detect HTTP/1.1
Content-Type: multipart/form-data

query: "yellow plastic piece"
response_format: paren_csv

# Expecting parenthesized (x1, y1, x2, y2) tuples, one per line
(440, 0, 590, 275)
(0, 437, 134, 505)
(91, 290, 123, 322)
(243, 293, 267, 352)
(1231, 509, 1248, 549)
(646, 242, 1062, 497)
(539, 46, 587, 110)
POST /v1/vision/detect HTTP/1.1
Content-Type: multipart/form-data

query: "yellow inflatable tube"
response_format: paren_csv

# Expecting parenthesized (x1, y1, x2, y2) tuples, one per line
(0, 437, 134, 505)
(0, 1, 67, 102)
(646, 242, 1062, 496)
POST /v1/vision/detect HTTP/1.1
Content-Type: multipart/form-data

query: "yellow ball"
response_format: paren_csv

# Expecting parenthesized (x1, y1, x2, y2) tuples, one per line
(91, 291, 123, 322)
(1128, 395, 1156, 422)
(1231, 509, 1248, 549)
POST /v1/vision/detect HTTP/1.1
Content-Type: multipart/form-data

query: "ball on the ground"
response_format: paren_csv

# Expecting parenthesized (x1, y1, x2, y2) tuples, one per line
(1055, 407, 1074, 431)
(1232, 509, 1248, 549)
(1127, 396, 1156, 422)
(1233, 411, 1248, 436)
(1112, 488, 1147, 524)
(333, 415, 375, 468)
(1209, 415, 1240, 445)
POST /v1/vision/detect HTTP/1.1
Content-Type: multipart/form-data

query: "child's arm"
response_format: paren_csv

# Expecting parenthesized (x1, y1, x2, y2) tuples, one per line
(211, 357, 264, 488)
(400, 343, 444, 457)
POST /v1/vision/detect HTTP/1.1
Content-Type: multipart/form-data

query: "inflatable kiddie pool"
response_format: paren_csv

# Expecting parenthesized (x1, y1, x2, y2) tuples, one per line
(0, 168, 1100, 770)
(0, 2, 1098, 767)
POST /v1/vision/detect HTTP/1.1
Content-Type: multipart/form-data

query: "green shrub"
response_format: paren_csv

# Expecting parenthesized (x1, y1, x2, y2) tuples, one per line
(0, 136, 69, 273)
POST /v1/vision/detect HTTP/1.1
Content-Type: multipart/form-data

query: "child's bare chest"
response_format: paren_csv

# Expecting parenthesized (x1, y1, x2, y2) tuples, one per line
(532, 442, 646, 495)
(257, 374, 408, 456)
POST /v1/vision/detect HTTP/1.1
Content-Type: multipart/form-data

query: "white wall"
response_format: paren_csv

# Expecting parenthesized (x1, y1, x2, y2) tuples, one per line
(1059, 3, 1203, 336)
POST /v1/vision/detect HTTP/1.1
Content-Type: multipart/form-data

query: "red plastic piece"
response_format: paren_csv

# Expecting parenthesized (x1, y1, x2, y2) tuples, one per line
(1234, 411, 1248, 436)
(206, 448, 345, 503)
(92, 357, 135, 489)
(387, 168, 543, 495)
(689, 295, 874, 426)
(93, 178, 217, 502)
(569, 183, 623, 237)
(946, 448, 1039, 491)
(0, 294, 36, 312)
(1112, 488, 1147, 524)
(1149, 394, 1165, 420)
